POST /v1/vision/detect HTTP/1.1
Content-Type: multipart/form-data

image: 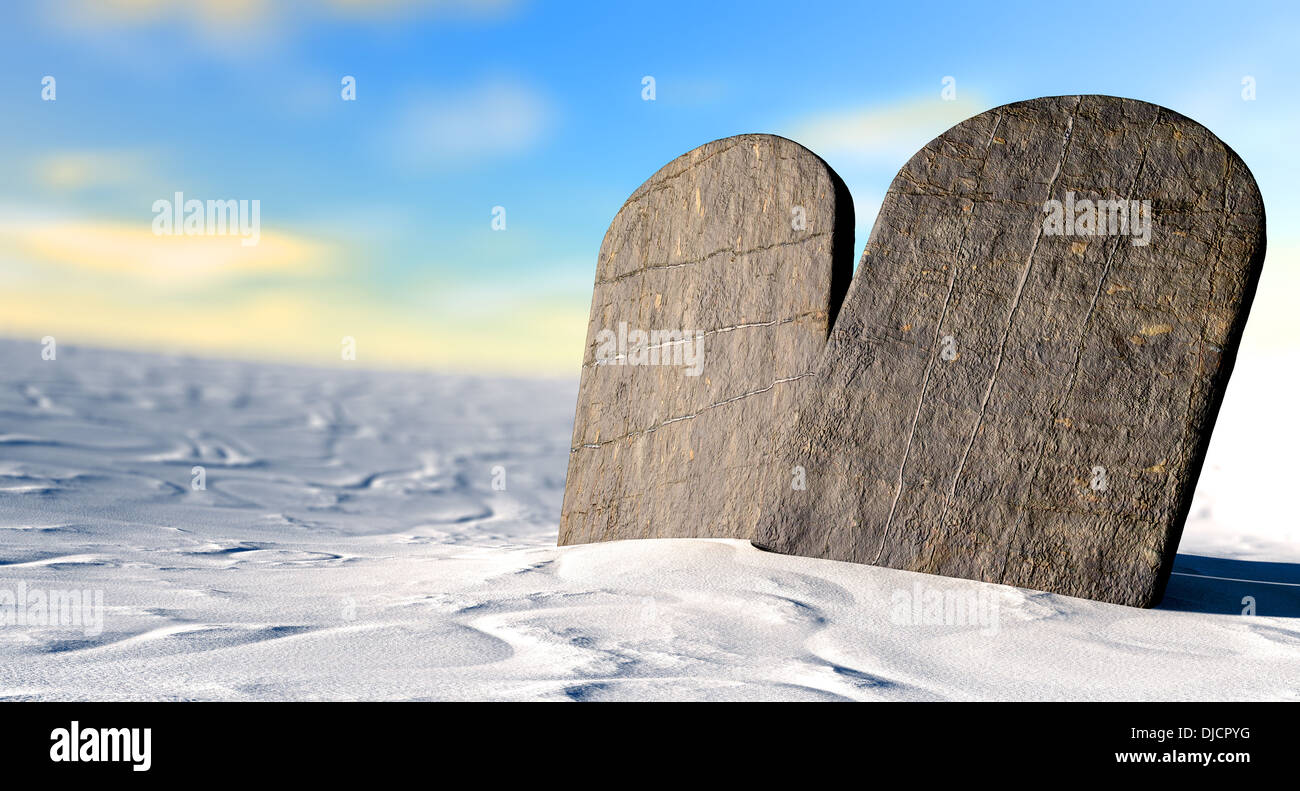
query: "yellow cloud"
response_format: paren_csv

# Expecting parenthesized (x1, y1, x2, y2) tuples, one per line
(0, 282, 586, 375)
(0, 219, 328, 289)
(0, 206, 588, 374)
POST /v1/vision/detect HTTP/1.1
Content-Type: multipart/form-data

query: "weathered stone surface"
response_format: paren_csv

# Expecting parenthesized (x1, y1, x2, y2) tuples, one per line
(559, 134, 854, 545)
(753, 96, 1266, 607)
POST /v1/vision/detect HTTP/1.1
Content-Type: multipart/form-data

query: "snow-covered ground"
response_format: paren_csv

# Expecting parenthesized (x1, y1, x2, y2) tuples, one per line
(0, 338, 1295, 701)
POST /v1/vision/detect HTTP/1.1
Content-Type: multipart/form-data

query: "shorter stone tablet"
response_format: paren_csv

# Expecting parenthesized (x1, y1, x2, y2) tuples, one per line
(560, 134, 853, 545)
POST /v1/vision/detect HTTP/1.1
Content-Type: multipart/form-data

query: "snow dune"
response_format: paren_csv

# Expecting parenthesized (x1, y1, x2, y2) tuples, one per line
(0, 339, 1295, 700)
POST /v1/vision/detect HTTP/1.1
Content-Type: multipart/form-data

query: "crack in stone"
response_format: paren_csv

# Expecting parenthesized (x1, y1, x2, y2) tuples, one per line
(620, 140, 747, 208)
(604, 137, 807, 264)
(994, 102, 1161, 584)
(596, 232, 829, 286)
(873, 111, 1005, 565)
(937, 98, 1078, 569)
(570, 372, 815, 451)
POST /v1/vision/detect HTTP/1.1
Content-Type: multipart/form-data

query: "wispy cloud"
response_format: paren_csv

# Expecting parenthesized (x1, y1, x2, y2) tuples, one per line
(384, 80, 554, 169)
(784, 94, 987, 167)
(57, 0, 518, 28)
(28, 150, 157, 193)
(43, 0, 522, 59)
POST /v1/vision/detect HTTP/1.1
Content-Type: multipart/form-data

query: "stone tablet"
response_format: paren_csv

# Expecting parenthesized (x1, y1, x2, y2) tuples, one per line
(559, 134, 854, 544)
(753, 96, 1266, 607)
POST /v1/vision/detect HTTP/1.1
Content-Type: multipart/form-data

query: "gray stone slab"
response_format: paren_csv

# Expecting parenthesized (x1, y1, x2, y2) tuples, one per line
(559, 134, 854, 545)
(753, 96, 1266, 607)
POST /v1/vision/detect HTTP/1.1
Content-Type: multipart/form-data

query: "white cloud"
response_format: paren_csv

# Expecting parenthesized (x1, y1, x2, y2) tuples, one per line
(783, 94, 987, 168)
(386, 80, 553, 169)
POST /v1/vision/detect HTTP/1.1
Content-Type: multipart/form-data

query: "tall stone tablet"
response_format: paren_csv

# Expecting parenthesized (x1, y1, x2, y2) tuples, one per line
(753, 96, 1266, 607)
(559, 134, 854, 545)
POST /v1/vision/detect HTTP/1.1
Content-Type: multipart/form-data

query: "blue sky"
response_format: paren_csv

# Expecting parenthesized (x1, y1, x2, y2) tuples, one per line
(1, 0, 1296, 371)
